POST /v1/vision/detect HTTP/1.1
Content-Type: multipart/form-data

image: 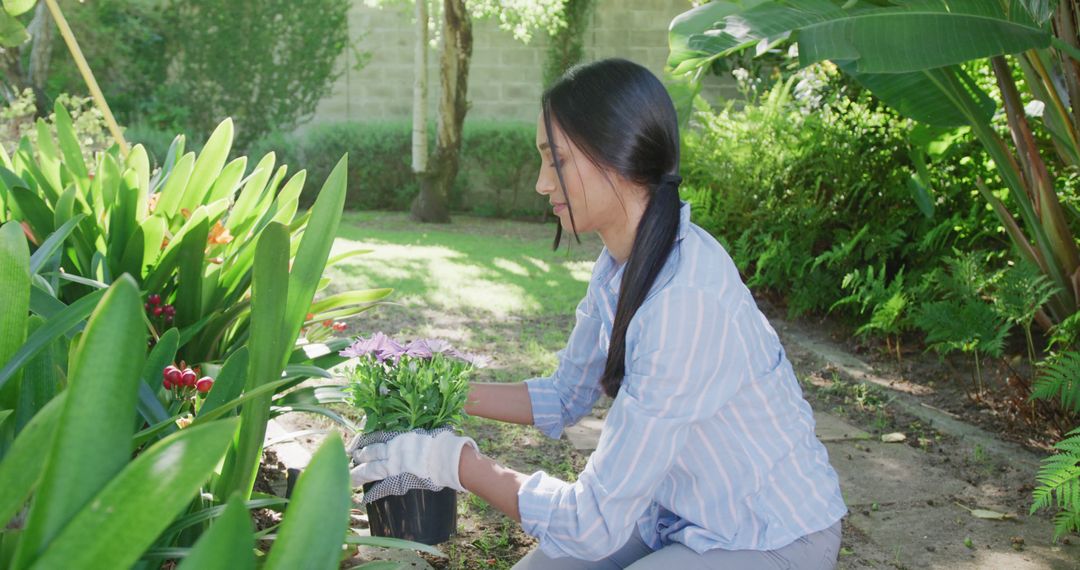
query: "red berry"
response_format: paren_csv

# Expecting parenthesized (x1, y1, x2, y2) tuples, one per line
(153, 306, 164, 317)
(163, 365, 182, 384)
(163, 305, 176, 316)
(181, 368, 197, 387)
(332, 322, 347, 332)
(322, 319, 333, 327)
(196, 377, 214, 394)
(144, 302, 152, 311)
(149, 294, 161, 305)
(163, 378, 173, 390)
(305, 312, 314, 320)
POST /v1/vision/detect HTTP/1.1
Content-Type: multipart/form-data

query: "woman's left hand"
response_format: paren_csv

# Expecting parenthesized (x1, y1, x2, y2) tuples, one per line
(349, 431, 478, 491)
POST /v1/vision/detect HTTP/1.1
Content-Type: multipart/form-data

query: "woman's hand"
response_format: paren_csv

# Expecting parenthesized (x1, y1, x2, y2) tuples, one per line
(349, 431, 477, 491)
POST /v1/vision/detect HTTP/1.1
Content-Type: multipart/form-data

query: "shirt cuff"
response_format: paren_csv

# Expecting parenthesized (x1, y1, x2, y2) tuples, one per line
(517, 470, 568, 545)
(525, 377, 565, 439)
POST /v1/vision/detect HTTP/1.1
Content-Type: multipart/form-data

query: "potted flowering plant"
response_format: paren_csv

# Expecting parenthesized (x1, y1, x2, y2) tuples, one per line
(341, 333, 483, 544)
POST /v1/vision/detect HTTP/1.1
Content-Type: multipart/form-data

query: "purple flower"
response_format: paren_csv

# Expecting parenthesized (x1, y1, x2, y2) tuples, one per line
(402, 339, 434, 359)
(339, 332, 405, 363)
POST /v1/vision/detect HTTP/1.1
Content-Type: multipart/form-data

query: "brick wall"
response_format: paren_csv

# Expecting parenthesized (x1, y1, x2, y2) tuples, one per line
(302, 0, 735, 131)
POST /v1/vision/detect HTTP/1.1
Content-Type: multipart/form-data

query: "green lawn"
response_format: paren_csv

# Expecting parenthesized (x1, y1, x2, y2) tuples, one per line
(328, 210, 602, 317)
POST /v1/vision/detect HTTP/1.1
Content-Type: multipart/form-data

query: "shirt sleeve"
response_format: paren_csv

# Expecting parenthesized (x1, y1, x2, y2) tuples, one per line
(525, 292, 606, 439)
(517, 287, 754, 560)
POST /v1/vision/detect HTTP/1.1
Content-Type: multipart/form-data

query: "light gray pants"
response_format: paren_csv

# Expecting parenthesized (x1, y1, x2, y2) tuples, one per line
(512, 520, 842, 570)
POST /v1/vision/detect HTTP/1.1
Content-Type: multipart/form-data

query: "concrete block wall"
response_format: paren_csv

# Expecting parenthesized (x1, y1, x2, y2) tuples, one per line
(302, 0, 736, 131)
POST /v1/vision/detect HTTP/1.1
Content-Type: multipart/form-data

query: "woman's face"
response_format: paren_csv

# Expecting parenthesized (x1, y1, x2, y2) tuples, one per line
(535, 111, 635, 236)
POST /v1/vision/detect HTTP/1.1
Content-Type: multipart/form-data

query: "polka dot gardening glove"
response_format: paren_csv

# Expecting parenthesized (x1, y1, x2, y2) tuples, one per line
(350, 430, 477, 491)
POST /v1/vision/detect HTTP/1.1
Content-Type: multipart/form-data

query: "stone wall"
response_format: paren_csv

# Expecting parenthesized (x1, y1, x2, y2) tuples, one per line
(303, 0, 734, 130)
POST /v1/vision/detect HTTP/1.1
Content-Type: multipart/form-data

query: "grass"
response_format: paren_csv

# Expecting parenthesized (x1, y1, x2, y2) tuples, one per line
(321, 210, 602, 568)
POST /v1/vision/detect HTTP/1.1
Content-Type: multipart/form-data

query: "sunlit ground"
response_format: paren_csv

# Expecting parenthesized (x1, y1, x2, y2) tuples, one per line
(326, 210, 603, 318)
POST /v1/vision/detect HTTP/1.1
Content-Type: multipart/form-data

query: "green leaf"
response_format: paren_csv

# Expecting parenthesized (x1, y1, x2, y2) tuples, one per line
(180, 119, 233, 211)
(216, 222, 291, 500)
(3, 0, 37, 17)
(4, 182, 54, 243)
(155, 152, 195, 218)
(137, 328, 179, 431)
(175, 493, 255, 570)
(11, 276, 146, 569)
(14, 315, 62, 432)
(52, 103, 88, 188)
(0, 221, 30, 420)
(176, 217, 209, 327)
(263, 434, 350, 570)
(284, 155, 348, 351)
(198, 346, 248, 417)
(840, 63, 995, 128)
(226, 153, 277, 234)
(28, 215, 85, 275)
(161, 496, 285, 541)
(206, 156, 248, 204)
(26, 418, 239, 570)
(309, 288, 394, 314)
(33, 119, 61, 193)
(0, 393, 65, 527)
(0, 8, 29, 47)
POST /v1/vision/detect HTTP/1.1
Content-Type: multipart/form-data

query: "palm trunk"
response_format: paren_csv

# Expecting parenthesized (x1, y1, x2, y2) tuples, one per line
(411, 0, 471, 223)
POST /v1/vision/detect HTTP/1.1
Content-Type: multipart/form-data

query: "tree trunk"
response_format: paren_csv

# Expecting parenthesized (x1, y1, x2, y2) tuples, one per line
(411, 0, 428, 175)
(27, 1, 55, 115)
(411, 0, 471, 223)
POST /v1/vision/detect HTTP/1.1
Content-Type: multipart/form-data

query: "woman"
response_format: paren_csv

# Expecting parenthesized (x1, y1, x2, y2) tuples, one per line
(350, 58, 847, 569)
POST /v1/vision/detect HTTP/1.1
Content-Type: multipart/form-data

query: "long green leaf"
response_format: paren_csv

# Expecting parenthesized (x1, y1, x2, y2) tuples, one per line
(52, 103, 88, 189)
(137, 328, 179, 432)
(216, 222, 291, 500)
(263, 434, 350, 570)
(198, 346, 248, 417)
(0, 393, 65, 527)
(162, 496, 285, 541)
(26, 418, 239, 570)
(175, 493, 255, 570)
(284, 155, 348, 352)
(0, 221, 30, 454)
(15, 315, 62, 432)
(28, 215, 85, 275)
(11, 276, 146, 569)
(155, 152, 195, 218)
(176, 217, 209, 328)
(179, 119, 233, 212)
(308, 288, 394, 314)
(206, 156, 248, 205)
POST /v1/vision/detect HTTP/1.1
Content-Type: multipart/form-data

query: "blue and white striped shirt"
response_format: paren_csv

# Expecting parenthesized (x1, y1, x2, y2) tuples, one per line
(519, 201, 847, 560)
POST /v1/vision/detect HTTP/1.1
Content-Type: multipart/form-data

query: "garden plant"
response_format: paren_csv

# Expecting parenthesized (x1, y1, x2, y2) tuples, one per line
(342, 332, 479, 545)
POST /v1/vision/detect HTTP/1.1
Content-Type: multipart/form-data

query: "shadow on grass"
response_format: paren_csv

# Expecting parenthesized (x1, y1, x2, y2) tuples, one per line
(327, 211, 604, 318)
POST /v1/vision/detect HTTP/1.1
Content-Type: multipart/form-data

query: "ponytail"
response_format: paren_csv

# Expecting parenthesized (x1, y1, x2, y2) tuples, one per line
(600, 174, 682, 398)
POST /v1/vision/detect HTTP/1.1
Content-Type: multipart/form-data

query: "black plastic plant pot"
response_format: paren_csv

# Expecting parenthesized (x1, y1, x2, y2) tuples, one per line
(362, 482, 457, 545)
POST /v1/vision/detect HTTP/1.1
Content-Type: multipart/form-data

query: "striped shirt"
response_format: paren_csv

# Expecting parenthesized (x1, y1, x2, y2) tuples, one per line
(519, 201, 847, 561)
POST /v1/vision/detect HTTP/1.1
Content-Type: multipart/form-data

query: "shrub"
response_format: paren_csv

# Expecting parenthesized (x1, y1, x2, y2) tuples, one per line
(165, 0, 353, 147)
(249, 121, 545, 218)
(681, 65, 996, 322)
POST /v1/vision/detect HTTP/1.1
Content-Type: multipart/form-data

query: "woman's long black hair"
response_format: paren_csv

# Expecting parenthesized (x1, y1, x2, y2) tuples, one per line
(542, 58, 682, 399)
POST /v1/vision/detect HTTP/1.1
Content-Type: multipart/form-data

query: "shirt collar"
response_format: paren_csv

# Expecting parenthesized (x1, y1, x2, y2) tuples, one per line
(601, 200, 691, 296)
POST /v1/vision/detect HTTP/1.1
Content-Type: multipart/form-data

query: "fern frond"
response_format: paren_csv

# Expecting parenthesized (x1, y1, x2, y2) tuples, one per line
(1033, 352, 1080, 413)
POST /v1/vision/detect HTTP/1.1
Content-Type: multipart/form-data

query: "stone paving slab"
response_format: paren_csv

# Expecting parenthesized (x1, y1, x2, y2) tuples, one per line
(825, 440, 969, 506)
(846, 503, 1078, 569)
(564, 416, 605, 452)
(814, 411, 871, 442)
